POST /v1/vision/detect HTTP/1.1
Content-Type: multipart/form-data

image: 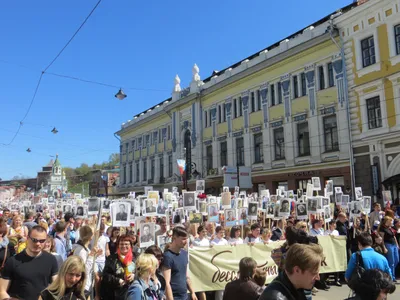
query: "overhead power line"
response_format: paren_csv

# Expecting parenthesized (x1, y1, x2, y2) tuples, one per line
(5, 0, 103, 145)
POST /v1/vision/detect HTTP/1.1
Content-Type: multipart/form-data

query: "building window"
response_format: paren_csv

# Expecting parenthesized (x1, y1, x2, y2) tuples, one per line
(301, 73, 307, 96)
(129, 164, 133, 183)
(361, 36, 376, 67)
(209, 110, 212, 124)
(328, 63, 334, 87)
(123, 165, 127, 184)
(257, 90, 261, 111)
(206, 145, 213, 170)
(270, 84, 276, 106)
(136, 163, 139, 182)
(151, 159, 155, 180)
(297, 122, 310, 156)
(233, 99, 237, 118)
(204, 111, 208, 127)
(293, 75, 299, 99)
(396, 24, 400, 55)
(143, 161, 147, 181)
(239, 97, 243, 116)
(218, 105, 221, 123)
(366, 96, 382, 129)
(160, 157, 164, 179)
(167, 125, 171, 140)
(236, 137, 245, 166)
(254, 133, 263, 163)
(223, 103, 226, 122)
(278, 82, 282, 104)
(220, 141, 227, 167)
(125, 143, 129, 153)
(251, 92, 255, 112)
(318, 66, 325, 90)
(168, 154, 172, 177)
(132, 140, 136, 151)
(274, 127, 285, 160)
(323, 115, 339, 152)
(158, 130, 162, 143)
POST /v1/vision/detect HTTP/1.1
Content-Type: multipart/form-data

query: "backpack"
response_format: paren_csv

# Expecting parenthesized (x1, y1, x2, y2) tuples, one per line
(347, 251, 365, 291)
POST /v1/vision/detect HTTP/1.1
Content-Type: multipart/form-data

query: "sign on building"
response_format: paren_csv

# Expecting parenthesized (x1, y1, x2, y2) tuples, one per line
(222, 166, 252, 189)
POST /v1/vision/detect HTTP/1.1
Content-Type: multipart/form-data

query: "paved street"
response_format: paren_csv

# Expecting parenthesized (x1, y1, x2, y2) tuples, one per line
(314, 285, 400, 299)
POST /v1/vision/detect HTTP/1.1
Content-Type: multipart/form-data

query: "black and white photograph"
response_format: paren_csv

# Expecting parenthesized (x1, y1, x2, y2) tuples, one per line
(173, 209, 185, 224)
(62, 204, 71, 213)
(316, 197, 323, 212)
(273, 202, 280, 219)
(111, 202, 131, 227)
(341, 194, 350, 206)
(183, 192, 196, 209)
(178, 197, 184, 208)
(363, 196, 371, 213)
(322, 197, 330, 207)
(355, 187, 363, 200)
(297, 189, 303, 198)
(223, 186, 229, 193)
(157, 235, 168, 252)
(311, 177, 321, 191)
(234, 186, 240, 193)
(307, 197, 318, 214)
(189, 212, 203, 224)
(325, 180, 333, 195)
(156, 200, 167, 215)
(350, 201, 362, 217)
(279, 199, 291, 217)
(248, 202, 258, 217)
(266, 203, 275, 218)
(76, 206, 85, 217)
(296, 202, 308, 219)
(48, 197, 55, 203)
(334, 186, 342, 194)
(225, 209, 237, 227)
(140, 222, 155, 248)
(335, 192, 343, 204)
(56, 201, 63, 212)
(196, 180, 205, 192)
(323, 205, 332, 222)
(145, 199, 157, 214)
(102, 199, 111, 212)
(88, 198, 100, 215)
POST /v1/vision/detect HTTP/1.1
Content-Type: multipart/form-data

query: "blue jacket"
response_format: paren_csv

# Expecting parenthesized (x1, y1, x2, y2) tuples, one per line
(126, 278, 160, 300)
(345, 247, 392, 280)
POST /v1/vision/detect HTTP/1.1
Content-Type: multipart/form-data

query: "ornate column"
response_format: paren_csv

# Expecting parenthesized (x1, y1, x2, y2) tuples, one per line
(241, 91, 251, 166)
(154, 156, 160, 184)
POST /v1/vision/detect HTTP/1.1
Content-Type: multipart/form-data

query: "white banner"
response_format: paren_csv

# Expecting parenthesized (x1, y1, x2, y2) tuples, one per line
(223, 166, 252, 189)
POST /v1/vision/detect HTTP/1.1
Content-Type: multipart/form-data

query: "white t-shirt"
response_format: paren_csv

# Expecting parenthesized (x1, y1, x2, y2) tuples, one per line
(228, 238, 243, 245)
(211, 237, 228, 246)
(193, 238, 210, 247)
(72, 244, 96, 292)
(244, 236, 262, 243)
(324, 229, 339, 236)
(96, 235, 110, 263)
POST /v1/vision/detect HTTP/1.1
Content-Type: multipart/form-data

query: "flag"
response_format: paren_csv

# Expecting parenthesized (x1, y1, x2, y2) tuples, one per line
(177, 159, 186, 175)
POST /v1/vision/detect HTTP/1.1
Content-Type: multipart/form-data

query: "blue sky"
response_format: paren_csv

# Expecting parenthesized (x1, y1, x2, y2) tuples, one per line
(0, 0, 352, 180)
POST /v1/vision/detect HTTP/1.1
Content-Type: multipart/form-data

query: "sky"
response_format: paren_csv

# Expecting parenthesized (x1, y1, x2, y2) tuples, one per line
(0, 0, 352, 180)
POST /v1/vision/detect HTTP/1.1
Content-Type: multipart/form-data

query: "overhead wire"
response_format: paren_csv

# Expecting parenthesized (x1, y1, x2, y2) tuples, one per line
(4, 0, 103, 145)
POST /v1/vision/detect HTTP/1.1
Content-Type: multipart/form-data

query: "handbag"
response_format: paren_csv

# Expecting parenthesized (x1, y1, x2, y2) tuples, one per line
(347, 251, 365, 290)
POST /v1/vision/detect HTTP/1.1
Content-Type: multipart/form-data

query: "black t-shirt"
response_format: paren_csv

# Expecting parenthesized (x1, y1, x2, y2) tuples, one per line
(40, 288, 85, 300)
(380, 227, 396, 245)
(1, 250, 58, 300)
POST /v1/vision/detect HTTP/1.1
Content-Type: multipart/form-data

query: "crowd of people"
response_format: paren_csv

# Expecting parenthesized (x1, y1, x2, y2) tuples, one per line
(0, 200, 397, 300)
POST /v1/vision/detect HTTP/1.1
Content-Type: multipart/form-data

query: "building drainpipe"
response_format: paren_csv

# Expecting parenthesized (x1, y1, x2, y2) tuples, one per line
(329, 14, 356, 200)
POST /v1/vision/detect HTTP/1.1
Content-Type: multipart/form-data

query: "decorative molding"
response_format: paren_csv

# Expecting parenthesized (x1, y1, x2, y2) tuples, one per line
(251, 126, 262, 133)
(232, 130, 243, 137)
(320, 106, 335, 115)
(271, 120, 283, 128)
(293, 114, 307, 122)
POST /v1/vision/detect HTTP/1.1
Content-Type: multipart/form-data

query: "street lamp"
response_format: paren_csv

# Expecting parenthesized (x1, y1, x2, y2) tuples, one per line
(115, 88, 127, 100)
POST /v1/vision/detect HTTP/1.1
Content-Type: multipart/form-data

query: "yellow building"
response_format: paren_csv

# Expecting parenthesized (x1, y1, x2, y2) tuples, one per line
(116, 4, 359, 194)
(335, 0, 400, 202)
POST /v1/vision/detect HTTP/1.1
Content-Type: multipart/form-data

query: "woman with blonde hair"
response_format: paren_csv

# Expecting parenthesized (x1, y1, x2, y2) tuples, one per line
(39, 256, 87, 300)
(43, 236, 63, 269)
(126, 253, 161, 300)
(8, 214, 28, 253)
(378, 216, 399, 280)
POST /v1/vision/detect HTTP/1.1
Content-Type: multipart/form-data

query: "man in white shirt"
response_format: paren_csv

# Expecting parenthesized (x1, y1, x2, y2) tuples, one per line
(211, 226, 228, 246)
(193, 225, 210, 247)
(244, 223, 262, 244)
(369, 203, 384, 225)
(324, 220, 339, 236)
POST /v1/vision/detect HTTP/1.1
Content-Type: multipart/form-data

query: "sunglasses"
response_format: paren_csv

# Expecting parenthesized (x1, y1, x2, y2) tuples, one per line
(29, 236, 46, 244)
